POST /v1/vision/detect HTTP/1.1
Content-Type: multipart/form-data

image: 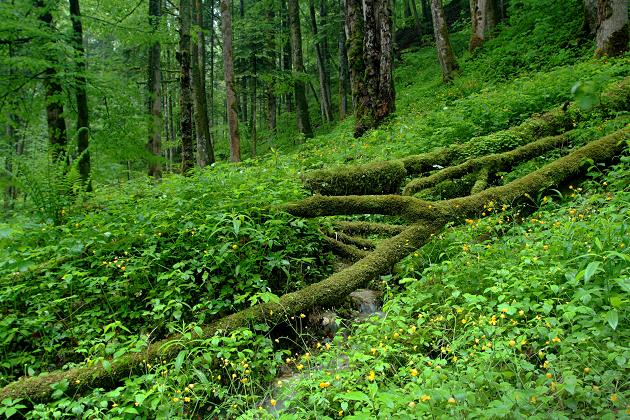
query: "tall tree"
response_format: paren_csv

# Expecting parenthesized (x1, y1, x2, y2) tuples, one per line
(147, 0, 162, 178)
(469, 0, 500, 52)
(431, 0, 458, 82)
(345, 0, 395, 137)
(36, 0, 68, 162)
(309, 0, 333, 123)
(192, 0, 215, 168)
(220, 0, 241, 161)
(338, 4, 350, 120)
(68, 0, 90, 187)
(288, 0, 314, 138)
(594, 0, 628, 57)
(179, 0, 194, 173)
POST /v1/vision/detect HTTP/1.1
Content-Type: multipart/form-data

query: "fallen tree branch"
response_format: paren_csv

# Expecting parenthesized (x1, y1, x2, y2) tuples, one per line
(0, 224, 435, 403)
(300, 76, 630, 196)
(403, 133, 570, 195)
(325, 230, 376, 250)
(322, 235, 370, 261)
(3, 117, 628, 405)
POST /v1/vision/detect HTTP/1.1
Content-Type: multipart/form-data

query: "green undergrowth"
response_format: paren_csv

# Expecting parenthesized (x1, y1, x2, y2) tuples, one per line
(242, 154, 630, 420)
(2, 0, 630, 416)
(0, 161, 332, 387)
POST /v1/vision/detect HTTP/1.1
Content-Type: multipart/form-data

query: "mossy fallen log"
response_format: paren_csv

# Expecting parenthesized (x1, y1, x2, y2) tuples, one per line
(2, 126, 627, 405)
(0, 225, 435, 404)
(403, 133, 570, 195)
(301, 76, 630, 197)
(303, 160, 407, 196)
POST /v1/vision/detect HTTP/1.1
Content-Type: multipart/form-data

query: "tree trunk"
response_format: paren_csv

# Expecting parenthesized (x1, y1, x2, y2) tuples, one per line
(209, 0, 215, 129)
(220, 0, 241, 161)
(431, 0, 459, 82)
(348, 0, 395, 137)
(179, 0, 194, 173)
(410, 0, 422, 37)
(147, 0, 162, 179)
(250, 57, 257, 157)
(288, 0, 314, 138)
(192, 0, 215, 168)
(338, 4, 350, 119)
(68, 0, 91, 188)
(469, 0, 499, 52)
(594, 0, 629, 57)
(582, 0, 598, 36)
(309, 0, 334, 123)
(36, 1, 68, 162)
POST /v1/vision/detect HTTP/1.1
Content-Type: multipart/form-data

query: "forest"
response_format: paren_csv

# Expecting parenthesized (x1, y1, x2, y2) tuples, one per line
(0, 0, 628, 417)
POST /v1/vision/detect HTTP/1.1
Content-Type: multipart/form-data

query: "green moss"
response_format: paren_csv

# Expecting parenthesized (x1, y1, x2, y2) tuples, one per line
(333, 221, 406, 236)
(303, 160, 407, 195)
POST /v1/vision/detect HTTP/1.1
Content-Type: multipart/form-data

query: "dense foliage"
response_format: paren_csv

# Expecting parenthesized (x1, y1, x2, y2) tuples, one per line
(0, 0, 628, 418)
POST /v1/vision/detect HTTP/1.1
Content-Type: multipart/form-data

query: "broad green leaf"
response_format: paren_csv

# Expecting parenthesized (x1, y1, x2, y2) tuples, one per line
(607, 310, 618, 330)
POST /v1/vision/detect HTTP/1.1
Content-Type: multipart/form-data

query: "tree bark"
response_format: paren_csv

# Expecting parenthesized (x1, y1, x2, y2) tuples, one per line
(469, 0, 499, 52)
(250, 57, 257, 157)
(338, 4, 350, 119)
(179, 0, 194, 173)
(431, 0, 459, 82)
(309, 0, 333, 122)
(68, 0, 91, 188)
(192, 0, 215, 168)
(582, 0, 598, 36)
(594, 0, 629, 57)
(220, 0, 241, 161)
(288, 0, 314, 138)
(36, 0, 68, 162)
(147, 0, 163, 178)
(349, 0, 395, 137)
(410, 0, 423, 37)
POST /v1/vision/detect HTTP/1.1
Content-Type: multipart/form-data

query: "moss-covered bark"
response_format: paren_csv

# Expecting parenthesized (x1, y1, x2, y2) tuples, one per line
(332, 221, 406, 236)
(301, 76, 630, 196)
(403, 133, 570, 195)
(0, 224, 434, 403)
(326, 230, 376, 250)
(303, 160, 406, 195)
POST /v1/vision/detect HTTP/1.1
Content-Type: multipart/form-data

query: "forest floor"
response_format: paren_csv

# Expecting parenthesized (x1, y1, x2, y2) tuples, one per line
(1, 2, 630, 418)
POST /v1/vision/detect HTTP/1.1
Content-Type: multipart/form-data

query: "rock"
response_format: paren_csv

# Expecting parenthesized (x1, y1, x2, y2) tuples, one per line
(349, 289, 382, 314)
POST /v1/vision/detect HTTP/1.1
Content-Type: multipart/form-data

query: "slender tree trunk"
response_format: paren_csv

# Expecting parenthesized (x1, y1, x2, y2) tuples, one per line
(338, 5, 350, 119)
(403, 0, 412, 19)
(147, 0, 162, 178)
(281, 0, 294, 113)
(582, 0, 598, 36)
(469, 0, 499, 51)
(309, 0, 333, 122)
(69, 0, 91, 188)
(192, 0, 215, 167)
(410, 0, 422, 36)
(179, 0, 194, 173)
(209, 0, 215, 129)
(220, 0, 241, 161)
(250, 58, 257, 157)
(288, 0, 314, 138)
(431, 0, 459, 82)
(36, 0, 68, 162)
(595, 0, 629, 57)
